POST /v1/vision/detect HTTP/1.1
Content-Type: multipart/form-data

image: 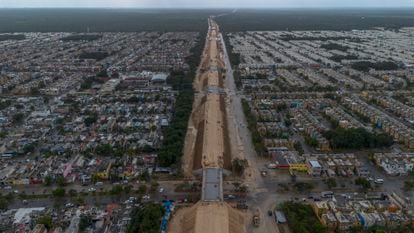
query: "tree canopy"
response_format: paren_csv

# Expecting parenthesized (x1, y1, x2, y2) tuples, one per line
(281, 201, 326, 233)
(323, 127, 393, 149)
(351, 61, 399, 72)
(126, 203, 164, 233)
(158, 33, 205, 167)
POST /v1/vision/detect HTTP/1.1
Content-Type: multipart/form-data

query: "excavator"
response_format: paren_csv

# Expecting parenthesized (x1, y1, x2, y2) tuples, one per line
(252, 208, 261, 227)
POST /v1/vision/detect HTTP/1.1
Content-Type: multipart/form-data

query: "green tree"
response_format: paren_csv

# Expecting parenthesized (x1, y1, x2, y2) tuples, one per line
(326, 178, 337, 189)
(37, 215, 53, 230)
(124, 185, 133, 194)
(79, 215, 93, 232)
(139, 170, 151, 182)
(12, 113, 25, 124)
(150, 181, 160, 192)
(0, 197, 8, 210)
(281, 201, 326, 233)
(97, 69, 108, 77)
(52, 188, 66, 197)
(157, 36, 205, 166)
(138, 185, 147, 194)
(355, 177, 371, 191)
(69, 189, 78, 196)
(23, 143, 36, 154)
(56, 176, 67, 187)
(44, 175, 52, 186)
(110, 185, 123, 195)
(323, 127, 393, 149)
(232, 158, 248, 176)
(403, 181, 414, 192)
(126, 203, 164, 233)
(75, 196, 85, 206)
(305, 136, 318, 147)
(0, 131, 7, 138)
(84, 114, 98, 127)
(293, 182, 315, 193)
(96, 144, 114, 156)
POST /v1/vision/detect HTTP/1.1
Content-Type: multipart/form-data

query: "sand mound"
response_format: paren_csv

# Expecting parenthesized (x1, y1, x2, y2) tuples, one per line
(168, 202, 245, 233)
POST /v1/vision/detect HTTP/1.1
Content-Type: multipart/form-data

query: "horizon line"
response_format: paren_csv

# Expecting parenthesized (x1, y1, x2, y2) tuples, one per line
(1, 6, 414, 9)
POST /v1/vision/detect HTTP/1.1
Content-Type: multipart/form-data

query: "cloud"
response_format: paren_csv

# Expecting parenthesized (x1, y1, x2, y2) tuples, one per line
(0, 0, 413, 8)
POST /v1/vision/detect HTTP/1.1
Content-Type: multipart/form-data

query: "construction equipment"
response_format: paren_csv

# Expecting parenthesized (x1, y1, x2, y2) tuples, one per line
(236, 200, 248, 209)
(253, 209, 260, 227)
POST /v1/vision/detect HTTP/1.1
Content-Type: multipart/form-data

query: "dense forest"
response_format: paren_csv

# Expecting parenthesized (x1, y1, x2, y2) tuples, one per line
(351, 61, 400, 71)
(0, 34, 26, 41)
(61, 34, 102, 41)
(217, 9, 414, 31)
(1, 9, 414, 32)
(323, 127, 394, 150)
(0, 9, 216, 32)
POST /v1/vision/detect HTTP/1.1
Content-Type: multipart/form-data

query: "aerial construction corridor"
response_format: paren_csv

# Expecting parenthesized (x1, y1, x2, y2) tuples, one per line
(168, 18, 245, 233)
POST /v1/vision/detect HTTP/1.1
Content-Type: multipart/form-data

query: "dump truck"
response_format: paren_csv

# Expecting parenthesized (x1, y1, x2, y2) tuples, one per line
(253, 209, 260, 227)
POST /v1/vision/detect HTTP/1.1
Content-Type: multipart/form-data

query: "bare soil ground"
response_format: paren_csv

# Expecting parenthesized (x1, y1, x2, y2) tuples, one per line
(168, 202, 246, 233)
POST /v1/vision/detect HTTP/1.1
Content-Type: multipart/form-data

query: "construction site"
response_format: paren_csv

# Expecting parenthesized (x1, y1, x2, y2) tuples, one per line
(181, 17, 234, 175)
(168, 18, 246, 233)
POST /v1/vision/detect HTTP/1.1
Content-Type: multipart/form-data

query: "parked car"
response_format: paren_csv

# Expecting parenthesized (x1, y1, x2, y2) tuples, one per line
(275, 210, 287, 224)
(65, 203, 74, 208)
(228, 194, 236, 199)
(124, 197, 137, 205)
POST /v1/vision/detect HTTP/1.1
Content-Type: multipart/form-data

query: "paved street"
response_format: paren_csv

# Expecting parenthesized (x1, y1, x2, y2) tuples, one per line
(220, 32, 282, 233)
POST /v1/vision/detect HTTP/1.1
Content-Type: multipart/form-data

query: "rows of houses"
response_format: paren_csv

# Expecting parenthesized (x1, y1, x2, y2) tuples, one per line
(373, 152, 414, 176)
(0, 203, 130, 233)
(324, 107, 366, 129)
(365, 93, 414, 124)
(0, 152, 158, 186)
(267, 150, 368, 178)
(342, 96, 414, 149)
(289, 108, 331, 151)
(313, 192, 414, 231)
(0, 32, 197, 96)
(305, 153, 367, 177)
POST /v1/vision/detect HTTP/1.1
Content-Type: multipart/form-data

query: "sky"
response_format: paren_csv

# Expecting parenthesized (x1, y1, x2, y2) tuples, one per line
(0, 0, 413, 8)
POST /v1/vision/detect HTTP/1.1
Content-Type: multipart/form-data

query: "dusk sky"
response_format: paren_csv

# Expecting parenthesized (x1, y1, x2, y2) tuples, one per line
(0, 0, 413, 8)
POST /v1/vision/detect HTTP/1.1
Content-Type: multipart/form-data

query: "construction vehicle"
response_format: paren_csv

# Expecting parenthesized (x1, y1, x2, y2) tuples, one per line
(253, 209, 260, 227)
(236, 200, 248, 209)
